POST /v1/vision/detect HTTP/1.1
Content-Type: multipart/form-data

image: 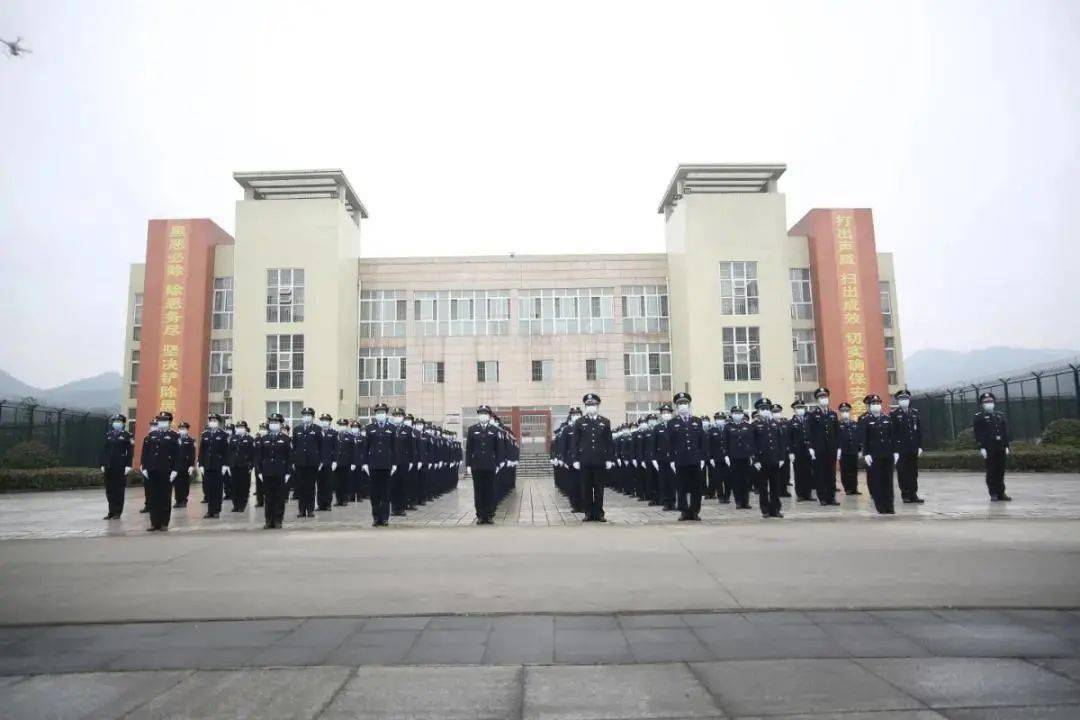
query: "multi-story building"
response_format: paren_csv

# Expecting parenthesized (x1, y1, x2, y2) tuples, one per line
(120, 164, 905, 457)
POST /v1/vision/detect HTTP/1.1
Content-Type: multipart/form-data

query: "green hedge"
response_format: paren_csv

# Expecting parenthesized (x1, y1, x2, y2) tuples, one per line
(921, 447, 1080, 473)
(0, 468, 144, 493)
(1042, 418, 1080, 447)
(1, 440, 60, 469)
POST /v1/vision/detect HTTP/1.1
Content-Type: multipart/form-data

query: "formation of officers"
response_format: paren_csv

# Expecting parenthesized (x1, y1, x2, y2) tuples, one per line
(100, 405, 464, 531)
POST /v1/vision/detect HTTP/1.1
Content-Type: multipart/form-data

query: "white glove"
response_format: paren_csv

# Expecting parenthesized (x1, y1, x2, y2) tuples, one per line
(1005, 447, 1010, 456)
(350, 464, 356, 471)
(124, 466, 131, 474)
(809, 448, 817, 460)
(408, 462, 414, 471)
(332, 461, 338, 471)
(465, 466, 472, 476)
(893, 453, 899, 463)
(709, 459, 716, 468)
(699, 460, 705, 470)
(573, 461, 581, 470)
(198, 466, 205, 474)
(632, 459, 638, 467)
(285, 474, 291, 482)
(605, 461, 613, 470)
(754, 462, 762, 471)
(391, 465, 397, 475)
(836, 449, 842, 461)
(318, 463, 323, 471)
(100, 466, 105, 473)
(498, 462, 506, 470)
(865, 455, 874, 467)
(362, 464, 370, 474)
(142, 469, 149, 478)
(169, 470, 177, 481)
(258, 473, 264, 480)
(917, 448, 923, 457)
(779, 460, 786, 468)
(188, 466, 194, 475)
(724, 457, 731, 467)
(223, 465, 230, 475)
(652, 460, 659, 470)
(669, 462, 676, 473)
(788, 453, 795, 462)
(550, 458, 557, 466)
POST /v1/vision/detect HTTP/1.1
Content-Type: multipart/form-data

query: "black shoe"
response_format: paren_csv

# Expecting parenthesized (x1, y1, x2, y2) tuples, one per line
(678, 515, 691, 521)
(255, 502, 264, 508)
(848, 490, 862, 495)
(334, 502, 346, 507)
(103, 514, 115, 520)
(211, 513, 220, 519)
(201, 498, 208, 504)
(263, 522, 273, 529)
(825, 500, 841, 506)
(771, 511, 784, 518)
(881, 509, 896, 514)
(596, 517, 608, 522)
(762, 513, 771, 519)
(778, 491, 792, 498)
(146, 526, 157, 532)
(796, 496, 811, 502)
(139, 506, 149, 514)
(738, 503, 753, 510)
(203, 512, 213, 519)
(910, 496, 925, 504)
(718, 498, 731, 504)
(1000, 494, 1012, 501)
(391, 511, 406, 517)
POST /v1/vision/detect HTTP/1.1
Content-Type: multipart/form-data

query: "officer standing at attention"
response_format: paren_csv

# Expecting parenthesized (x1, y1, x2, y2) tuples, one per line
(723, 406, 756, 510)
(836, 402, 862, 495)
(709, 412, 731, 503)
(891, 389, 925, 504)
(228, 421, 256, 512)
(362, 403, 397, 526)
(316, 413, 337, 512)
(351, 419, 368, 502)
(388, 407, 413, 516)
(140, 411, 179, 531)
(256, 413, 291, 529)
(788, 400, 815, 501)
(466, 405, 502, 524)
(99, 414, 133, 519)
(222, 423, 235, 503)
(858, 394, 900, 514)
(291, 407, 323, 518)
(254, 422, 269, 507)
(655, 403, 678, 511)
(570, 393, 614, 522)
(662, 393, 706, 521)
(174, 422, 196, 509)
(333, 418, 354, 506)
(198, 412, 230, 519)
(771, 403, 793, 497)
(808, 387, 841, 506)
(751, 398, 788, 518)
(973, 392, 1012, 501)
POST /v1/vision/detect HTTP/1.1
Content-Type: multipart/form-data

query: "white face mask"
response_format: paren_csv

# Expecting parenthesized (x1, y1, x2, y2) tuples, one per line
(585, 405, 598, 416)
(870, 404, 883, 415)
(899, 399, 910, 409)
(319, 420, 330, 428)
(178, 428, 188, 437)
(258, 429, 267, 437)
(795, 408, 806, 417)
(732, 413, 744, 423)
(112, 421, 124, 430)
(647, 418, 658, 427)
(569, 415, 580, 424)
(840, 412, 851, 421)
(718, 419, 727, 428)
(760, 409, 772, 420)
(702, 419, 711, 428)
(301, 415, 313, 425)
(403, 419, 413, 427)
(156, 421, 170, 430)
(351, 426, 361, 435)
(818, 397, 829, 407)
(676, 403, 690, 416)
(478, 414, 490, 424)
(375, 413, 387, 423)
(235, 428, 247, 436)
(208, 420, 219, 429)
(390, 415, 403, 425)
(660, 412, 673, 423)
(983, 402, 995, 412)
(416, 424, 425, 432)
(269, 423, 281, 433)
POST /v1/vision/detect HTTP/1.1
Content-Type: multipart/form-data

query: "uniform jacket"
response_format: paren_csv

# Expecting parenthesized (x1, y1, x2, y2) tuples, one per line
(838, 419, 861, 455)
(753, 419, 789, 464)
(723, 422, 756, 460)
(257, 432, 292, 476)
(140, 429, 179, 474)
(319, 427, 338, 466)
(291, 423, 323, 468)
(335, 431, 355, 466)
(706, 424, 727, 463)
(99, 429, 134, 470)
(362, 421, 398, 470)
(788, 415, 812, 454)
(198, 428, 230, 470)
(652, 422, 671, 462)
(890, 408, 922, 454)
(465, 422, 503, 472)
(858, 413, 896, 457)
(808, 407, 839, 453)
(570, 414, 614, 466)
(663, 414, 706, 467)
(973, 411, 1010, 452)
(229, 434, 257, 468)
(176, 434, 196, 472)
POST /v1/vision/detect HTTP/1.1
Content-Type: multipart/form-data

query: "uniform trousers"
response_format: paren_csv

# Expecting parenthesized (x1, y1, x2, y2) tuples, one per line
(262, 474, 286, 527)
(728, 458, 753, 507)
(839, 453, 859, 493)
(896, 452, 920, 499)
(813, 452, 837, 503)
(104, 467, 127, 516)
(147, 470, 173, 529)
(334, 466, 351, 505)
(867, 455, 895, 513)
(370, 468, 392, 524)
(709, 462, 730, 502)
(316, 465, 335, 510)
(984, 449, 1007, 498)
(793, 452, 814, 499)
(417, 467, 428, 505)
(472, 468, 495, 521)
(203, 467, 224, 515)
(231, 465, 251, 510)
(676, 464, 703, 518)
(660, 464, 677, 509)
(579, 464, 607, 520)
(757, 461, 784, 517)
(390, 466, 407, 515)
(173, 469, 191, 506)
(645, 464, 659, 503)
(294, 465, 318, 514)
(254, 471, 265, 506)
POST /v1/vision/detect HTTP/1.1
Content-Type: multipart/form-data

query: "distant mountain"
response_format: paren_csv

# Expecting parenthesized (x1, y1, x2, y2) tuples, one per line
(906, 347, 1080, 390)
(0, 370, 121, 413)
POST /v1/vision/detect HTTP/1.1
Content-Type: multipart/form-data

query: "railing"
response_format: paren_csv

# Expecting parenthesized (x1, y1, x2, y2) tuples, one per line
(0, 401, 113, 467)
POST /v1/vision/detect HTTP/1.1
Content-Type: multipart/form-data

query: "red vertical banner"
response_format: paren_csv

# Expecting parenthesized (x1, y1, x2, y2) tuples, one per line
(833, 213, 869, 403)
(157, 225, 189, 416)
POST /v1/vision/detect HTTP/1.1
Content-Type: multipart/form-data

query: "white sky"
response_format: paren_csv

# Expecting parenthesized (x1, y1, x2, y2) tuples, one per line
(1, 0, 1078, 388)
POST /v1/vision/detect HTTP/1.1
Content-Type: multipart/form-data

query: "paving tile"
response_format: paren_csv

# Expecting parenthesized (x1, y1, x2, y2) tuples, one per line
(483, 631, 555, 665)
(692, 658, 923, 716)
(0, 670, 188, 720)
(274, 617, 367, 647)
(244, 644, 337, 667)
(941, 706, 1080, 719)
(821, 623, 933, 657)
(619, 613, 688, 629)
(524, 664, 721, 719)
(321, 665, 521, 720)
(324, 643, 412, 665)
(554, 614, 620, 630)
(361, 616, 431, 631)
(106, 646, 256, 671)
(682, 613, 753, 629)
(339, 629, 420, 647)
(491, 615, 555, 633)
(415, 628, 490, 646)
(405, 642, 487, 664)
(554, 629, 633, 664)
(428, 615, 494, 630)
(860, 658, 1080, 709)
(736, 713, 946, 720)
(743, 610, 814, 624)
(1028, 658, 1080, 682)
(0, 650, 122, 675)
(629, 639, 715, 663)
(127, 667, 351, 719)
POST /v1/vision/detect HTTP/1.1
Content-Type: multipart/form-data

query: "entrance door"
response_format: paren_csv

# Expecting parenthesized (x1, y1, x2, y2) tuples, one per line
(519, 411, 552, 453)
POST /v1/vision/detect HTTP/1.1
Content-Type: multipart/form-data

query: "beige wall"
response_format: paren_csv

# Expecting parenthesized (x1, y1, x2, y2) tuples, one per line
(877, 252, 906, 391)
(119, 263, 145, 424)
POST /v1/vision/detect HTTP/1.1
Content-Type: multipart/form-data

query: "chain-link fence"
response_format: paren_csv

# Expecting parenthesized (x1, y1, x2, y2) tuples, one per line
(910, 359, 1080, 449)
(0, 401, 112, 467)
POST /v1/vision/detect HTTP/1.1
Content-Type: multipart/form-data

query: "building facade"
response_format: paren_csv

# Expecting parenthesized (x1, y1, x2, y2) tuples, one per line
(120, 165, 905, 455)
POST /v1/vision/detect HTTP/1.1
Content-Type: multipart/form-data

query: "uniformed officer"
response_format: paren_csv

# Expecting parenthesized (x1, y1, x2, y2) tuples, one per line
(569, 393, 614, 522)
(332, 418, 353, 506)
(808, 387, 841, 506)
(655, 403, 678, 511)
(403, 414, 421, 510)
(558, 408, 584, 511)
(858, 394, 900, 514)
(388, 407, 413, 516)
(362, 403, 397, 526)
(222, 423, 235, 503)
(229, 421, 256, 512)
(350, 420, 368, 502)
(197, 413, 230, 519)
(256, 413, 291, 528)
(708, 412, 731, 503)
(644, 413, 662, 505)
(254, 421, 269, 507)
(291, 407, 323, 517)
(174, 421, 196, 509)
(661, 393, 705, 521)
(99, 413, 133, 519)
(771, 403, 793, 497)
(140, 411, 179, 531)
(973, 392, 1012, 501)
(752, 398, 788, 518)
(723, 406, 756, 509)
(788, 400, 815, 501)
(891, 389, 924, 503)
(140, 419, 155, 514)
(465, 405, 502, 524)
(316, 413, 337, 511)
(836, 402, 862, 495)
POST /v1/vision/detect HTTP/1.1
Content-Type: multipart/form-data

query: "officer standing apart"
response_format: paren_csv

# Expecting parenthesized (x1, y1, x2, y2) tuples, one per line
(291, 407, 323, 518)
(858, 394, 900, 514)
(723, 406, 756, 510)
(99, 414, 133, 520)
(836, 402, 862, 495)
(465, 405, 503, 524)
(808, 387, 841, 506)
(752, 398, 788, 518)
(256, 413, 291, 528)
(973, 392, 1012, 501)
(140, 411, 179, 531)
(891, 389, 924, 503)
(229, 421, 256, 512)
(663, 393, 706, 521)
(571, 393, 614, 522)
(198, 412, 230, 519)
(175, 422, 196, 509)
(362, 403, 397, 526)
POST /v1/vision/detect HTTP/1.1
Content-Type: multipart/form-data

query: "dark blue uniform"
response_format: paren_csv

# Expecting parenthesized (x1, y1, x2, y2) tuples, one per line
(837, 418, 861, 494)
(256, 431, 292, 528)
(291, 423, 323, 516)
(175, 433, 196, 507)
(891, 408, 922, 502)
(706, 422, 730, 503)
(788, 415, 814, 500)
(570, 414, 613, 521)
(140, 428, 179, 530)
(663, 414, 706, 519)
(858, 412, 897, 514)
(317, 425, 338, 511)
(723, 421, 756, 509)
(363, 421, 398, 525)
(808, 407, 840, 505)
(198, 427, 230, 516)
(228, 433, 257, 511)
(99, 428, 133, 517)
(973, 409, 1010, 499)
(753, 419, 789, 517)
(466, 422, 503, 523)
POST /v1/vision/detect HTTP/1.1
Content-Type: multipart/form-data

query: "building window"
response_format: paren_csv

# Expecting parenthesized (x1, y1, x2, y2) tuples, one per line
(790, 268, 814, 321)
(884, 336, 898, 385)
(450, 290, 512, 335)
(266, 334, 304, 389)
(127, 408, 137, 434)
(423, 361, 445, 384)
(266, 268, 305, 323)
(129, 350, 140, 399)
(880, 281, 893, 329)
(585, 358, 608, 381)
(623, 342, 672, 392)
(359, 290, 407, 338)
(625, 402, 653, 423)
(724, 392, 763, 411)
(358, 346, 406, 397)
(266, 400, 303, 429)
(132, 293, 143, 341)
(719, 262, 759, 315)
(212, 277, 234, 330)
(794, 390, 816, 405)
(792, 328, 818, 383)
(208, 399, 233, 421)
(518, 288, 614, 335)
(621, 285, 669, 333)
(531, 359, 554, 382)
(209, 338, 233, 393)
(722, 327, 761, 381)
(414, 291, 446, 336)
(477, 360, 500, 383)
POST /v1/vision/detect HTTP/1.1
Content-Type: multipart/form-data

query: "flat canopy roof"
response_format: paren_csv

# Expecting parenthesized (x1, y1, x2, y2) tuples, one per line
(657, 163, 787, 213)
(233, 169, 369, 222)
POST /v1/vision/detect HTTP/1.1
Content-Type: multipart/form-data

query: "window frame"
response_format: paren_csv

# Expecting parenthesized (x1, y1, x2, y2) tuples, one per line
(266, 268, 305, 323)
(719, 262, 759, 316)
(722, 326, 762, 381)
(265, 333, 305, 389)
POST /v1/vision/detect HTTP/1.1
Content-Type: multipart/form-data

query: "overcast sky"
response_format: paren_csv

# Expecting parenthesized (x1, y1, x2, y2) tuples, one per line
(1, 0, 1077, 388)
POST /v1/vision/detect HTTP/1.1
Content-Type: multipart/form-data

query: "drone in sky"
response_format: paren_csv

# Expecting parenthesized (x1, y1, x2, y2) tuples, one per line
(2, 36, 32, 57)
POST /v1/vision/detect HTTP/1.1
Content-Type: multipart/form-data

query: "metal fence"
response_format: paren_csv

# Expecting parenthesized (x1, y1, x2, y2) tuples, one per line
(910, 359, 1080, 449)
(0, 401, 112, 468)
